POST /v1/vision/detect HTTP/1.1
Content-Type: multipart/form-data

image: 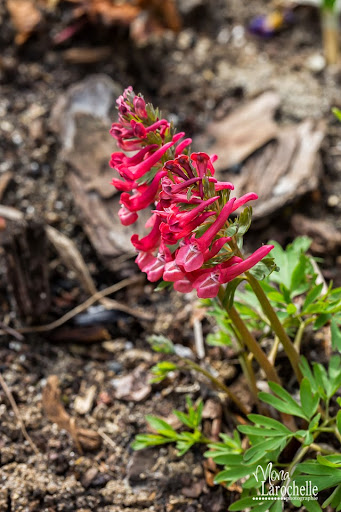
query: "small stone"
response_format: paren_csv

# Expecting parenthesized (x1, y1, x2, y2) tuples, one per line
(306, 54, 326, 73)
(177, 29, 195, 50)
(217, 27, 230, 45)
(81, 468, 98, 489)
(328, 194, 339, 207)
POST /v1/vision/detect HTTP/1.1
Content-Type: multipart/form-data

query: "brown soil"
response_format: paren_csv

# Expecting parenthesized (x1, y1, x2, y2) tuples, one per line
(1, 0, 341, 510)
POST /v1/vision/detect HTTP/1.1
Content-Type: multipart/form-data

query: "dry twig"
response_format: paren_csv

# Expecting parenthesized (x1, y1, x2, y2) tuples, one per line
(0, 373, 39, 455)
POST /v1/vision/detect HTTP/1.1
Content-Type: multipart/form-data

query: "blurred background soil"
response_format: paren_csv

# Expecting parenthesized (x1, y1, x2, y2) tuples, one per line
(0, 0, 341, 510)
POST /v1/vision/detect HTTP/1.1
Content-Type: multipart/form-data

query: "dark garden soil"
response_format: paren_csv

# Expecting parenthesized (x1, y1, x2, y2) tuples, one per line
(1, 0, 341, 510)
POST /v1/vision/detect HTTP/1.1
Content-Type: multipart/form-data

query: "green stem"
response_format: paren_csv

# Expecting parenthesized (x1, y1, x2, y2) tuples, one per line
(268, 336, 280, 365)
(229, 323, 261, 408)
(294, 321, 306, 351)
(321, 5, 339, 65)
(310, 442, 335, 455)
(246, 272, 302, 382)
(181, 358, 249, 416)
(221, 298, 281, 385)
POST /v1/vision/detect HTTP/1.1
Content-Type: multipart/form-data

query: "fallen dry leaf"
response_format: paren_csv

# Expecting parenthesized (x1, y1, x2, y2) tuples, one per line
(7, 0, 42, 45)
(42, 375, 101, 452)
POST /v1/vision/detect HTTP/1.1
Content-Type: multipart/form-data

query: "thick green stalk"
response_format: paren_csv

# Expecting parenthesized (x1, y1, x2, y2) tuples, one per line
(229, 323, 263, 409)
(246, 272, 302, 382)
(221, 296, 281, 385)
(321, 4, 339, 65)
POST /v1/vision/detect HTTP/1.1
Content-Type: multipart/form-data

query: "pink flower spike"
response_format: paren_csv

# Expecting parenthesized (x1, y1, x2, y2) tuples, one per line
(123, 142, 175, 180)
(118, 205, 138, 225)
(215, 181, 235, 191)
(175, 138, 192, 156)
(219, 245, 274, 284)
(193, 271, 220, 299)
(232, 193, 258, 212)
(133, 96, 147, 118)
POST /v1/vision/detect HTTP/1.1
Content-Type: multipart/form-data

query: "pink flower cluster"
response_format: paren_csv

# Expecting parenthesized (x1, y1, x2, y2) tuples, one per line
(109, 88, 273, 299)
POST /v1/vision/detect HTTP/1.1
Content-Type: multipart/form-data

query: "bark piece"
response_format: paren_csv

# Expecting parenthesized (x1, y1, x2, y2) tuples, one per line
(1, 218, 50, 323)
(235, 120, 325, 219)
(196, 92, 280, 171)
(197, 93, 325, 219)
(292, 214, 341, 253)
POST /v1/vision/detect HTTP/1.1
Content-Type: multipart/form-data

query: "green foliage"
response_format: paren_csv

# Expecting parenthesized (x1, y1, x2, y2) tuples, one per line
(205, 236, 341, 351)
(333, 107, 341, 121)
(137, 239, 341, 510)
(150, 361, 178, 383)
(147, 334, 175, 354)
(323, 0, 338, 11)
(300, 354, 341, 400)
(132, 398, 206, 456)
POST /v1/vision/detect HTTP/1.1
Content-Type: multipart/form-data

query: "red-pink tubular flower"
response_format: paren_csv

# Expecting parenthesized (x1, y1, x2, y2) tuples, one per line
(163, 260, 185, 282)
(219, 245, 274, 284)
(131, 217, 161, 252)
(175, 138, 192, 156)
(177, 196, 219, 225)
(175, 199, 236, 272)
(131, 120, 147, 139)
(232, 193, 258, 212)
(109, 145, 158, 169)
(133, 96, 147, 118)
(204, 237, 232, 262)
(174, 276, 194, 293)
(193, 271, 221, 299)
(116, 138, 144, 151)
(111, 177, 136, 191)
(142, 255, 165, 282)
(121, 170, 167, 211)
(168, 212, 217, 240)
(215, 181, 235, 191)
(137, 244, 172, 282)
(174, 155, 195, 179)
(118, 205, 138, 226)
(122, 141, 175, 180)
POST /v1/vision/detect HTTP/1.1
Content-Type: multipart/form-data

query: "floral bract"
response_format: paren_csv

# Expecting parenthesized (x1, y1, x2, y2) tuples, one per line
(109, 87, 273, 298)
